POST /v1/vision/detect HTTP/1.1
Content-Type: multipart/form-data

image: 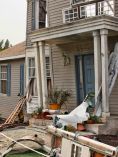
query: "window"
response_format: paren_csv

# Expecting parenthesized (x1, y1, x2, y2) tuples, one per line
(45, 56, 52, 93)
(28, 57, 36, 79)
(39, 0, 46, 28)
(28, 57, 37, 97)
(98, 0, 114, 16)
(63, 8, 79, 23)
(0, 65, 7, 94)
(80, 3, 96, 18)
(46, 57, 51, 78)
(72, 0, 94, 5)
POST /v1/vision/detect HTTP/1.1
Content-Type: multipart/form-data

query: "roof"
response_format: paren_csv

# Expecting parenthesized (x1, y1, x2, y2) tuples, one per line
(0, 41, 26, 61)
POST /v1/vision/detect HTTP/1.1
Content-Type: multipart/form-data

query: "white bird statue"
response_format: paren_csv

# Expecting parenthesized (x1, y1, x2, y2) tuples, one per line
(54, 93, 94, 128)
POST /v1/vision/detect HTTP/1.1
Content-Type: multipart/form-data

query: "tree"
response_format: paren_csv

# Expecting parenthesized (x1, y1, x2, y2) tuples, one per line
(0, 39, 12, 51)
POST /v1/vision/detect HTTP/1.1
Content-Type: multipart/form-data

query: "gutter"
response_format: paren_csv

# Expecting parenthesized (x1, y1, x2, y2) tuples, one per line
(0, 54, 25, 61)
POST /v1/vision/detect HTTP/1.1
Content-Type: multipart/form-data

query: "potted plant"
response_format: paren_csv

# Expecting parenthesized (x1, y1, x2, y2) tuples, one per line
(47, 88, 71, 110)
(87, 115, 101, 124)
(31, 107, 43, 119)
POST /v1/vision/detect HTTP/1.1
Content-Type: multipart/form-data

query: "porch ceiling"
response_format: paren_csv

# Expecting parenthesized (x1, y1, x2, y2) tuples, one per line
(30, 15, 118, 44)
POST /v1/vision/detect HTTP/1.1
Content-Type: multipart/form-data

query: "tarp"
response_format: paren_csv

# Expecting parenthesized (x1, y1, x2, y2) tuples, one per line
(108, 42, 118, 95)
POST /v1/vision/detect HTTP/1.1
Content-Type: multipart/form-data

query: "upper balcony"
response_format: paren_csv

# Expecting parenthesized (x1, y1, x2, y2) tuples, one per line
(29, 0, 118, 44)
(63, 0, 114, 23)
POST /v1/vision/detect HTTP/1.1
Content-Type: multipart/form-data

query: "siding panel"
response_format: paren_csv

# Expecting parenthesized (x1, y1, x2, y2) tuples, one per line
(48, 0, 70, 27)
(0, 59, 25, 118)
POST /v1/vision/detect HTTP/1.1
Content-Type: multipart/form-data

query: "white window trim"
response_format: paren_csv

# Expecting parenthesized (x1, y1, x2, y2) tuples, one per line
(0, 64, 7, 95)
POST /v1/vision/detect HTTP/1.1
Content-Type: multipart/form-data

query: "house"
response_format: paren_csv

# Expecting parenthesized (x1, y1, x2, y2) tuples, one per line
(26, 0, 118, 123)
(0, 42, 26, 118)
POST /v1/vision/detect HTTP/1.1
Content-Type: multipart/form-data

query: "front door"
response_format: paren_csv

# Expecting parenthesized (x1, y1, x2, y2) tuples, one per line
(76, 54, 95, 104)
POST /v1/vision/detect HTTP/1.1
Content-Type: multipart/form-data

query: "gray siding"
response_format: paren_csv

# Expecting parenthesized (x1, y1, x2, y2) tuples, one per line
(0, 59, 25, 118)
(48, 0, 70, 27)
(26, 0, 32, 46)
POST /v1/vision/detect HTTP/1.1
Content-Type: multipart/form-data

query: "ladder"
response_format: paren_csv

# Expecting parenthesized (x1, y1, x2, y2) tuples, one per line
(0, 96, 26, 129)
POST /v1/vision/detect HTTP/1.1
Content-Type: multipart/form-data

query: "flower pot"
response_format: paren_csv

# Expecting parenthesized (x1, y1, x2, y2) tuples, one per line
(77, 123, 86, 131)
(93, 152, 104, 157)
(86, 119, 95, 124)
(49, 103, 61, 110)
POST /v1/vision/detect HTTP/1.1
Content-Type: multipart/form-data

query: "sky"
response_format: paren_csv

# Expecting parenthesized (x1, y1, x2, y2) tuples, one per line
(0, 0, 27, 46)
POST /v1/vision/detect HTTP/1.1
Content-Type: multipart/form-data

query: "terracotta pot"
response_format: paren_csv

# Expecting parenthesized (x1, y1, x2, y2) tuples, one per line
(54, 136, 62, 148)
(77, 123, 86, 131)
(93, 152, 104, 157)
(87, 119, 95, 124)
(49, 103, 61, 110)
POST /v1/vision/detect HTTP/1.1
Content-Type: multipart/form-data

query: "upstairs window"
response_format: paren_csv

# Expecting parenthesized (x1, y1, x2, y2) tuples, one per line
(80, 3, 96, 18)
(31, 0, 47, 30)
(39, 0, 46, 28)
(98, 0, 114, 16)
(63, 8, 79, 23)
(72, 0, 94, 5)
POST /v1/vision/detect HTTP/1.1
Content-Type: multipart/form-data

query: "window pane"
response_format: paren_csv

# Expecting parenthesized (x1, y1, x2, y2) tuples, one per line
(1, 73, 7, 80)
(29, 68, 35, 78)
(29, 58, 35, 67)
(1, 80, 7, 94)
(1, 66, 7, 72)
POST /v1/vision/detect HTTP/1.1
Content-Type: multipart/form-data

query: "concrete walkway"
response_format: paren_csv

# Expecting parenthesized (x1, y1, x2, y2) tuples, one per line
(0, 126, 51, 154)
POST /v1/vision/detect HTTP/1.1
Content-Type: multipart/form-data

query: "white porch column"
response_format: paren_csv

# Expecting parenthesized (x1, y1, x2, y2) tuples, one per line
(38, 41, 48, 109)
(93, 31, 101, 103)
(34, 43, 43, 107)
(100, 29, 110, 116)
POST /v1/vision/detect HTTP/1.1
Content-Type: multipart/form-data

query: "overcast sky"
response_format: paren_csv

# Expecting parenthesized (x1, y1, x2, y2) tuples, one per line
(0, 0, 27, 46)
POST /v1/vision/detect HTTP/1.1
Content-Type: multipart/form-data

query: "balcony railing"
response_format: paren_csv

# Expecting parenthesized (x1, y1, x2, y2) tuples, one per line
(63, 0, 114, 23)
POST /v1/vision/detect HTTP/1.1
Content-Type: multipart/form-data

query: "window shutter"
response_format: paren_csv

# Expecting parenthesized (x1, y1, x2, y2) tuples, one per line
(32, 0, 36, 30)
(0, 65, 1, 93)
(20, 64, 24, 96)
(7, 64, 11, 96)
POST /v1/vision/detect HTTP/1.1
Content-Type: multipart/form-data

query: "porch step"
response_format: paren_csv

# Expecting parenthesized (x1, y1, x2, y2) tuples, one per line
(85, 124, 104, 134)
(85, 116, 118, 135)
(98, 116, 118, 135)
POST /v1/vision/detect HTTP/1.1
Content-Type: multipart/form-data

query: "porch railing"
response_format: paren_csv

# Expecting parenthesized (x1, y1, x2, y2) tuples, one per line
(63, 0, 114, 23)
